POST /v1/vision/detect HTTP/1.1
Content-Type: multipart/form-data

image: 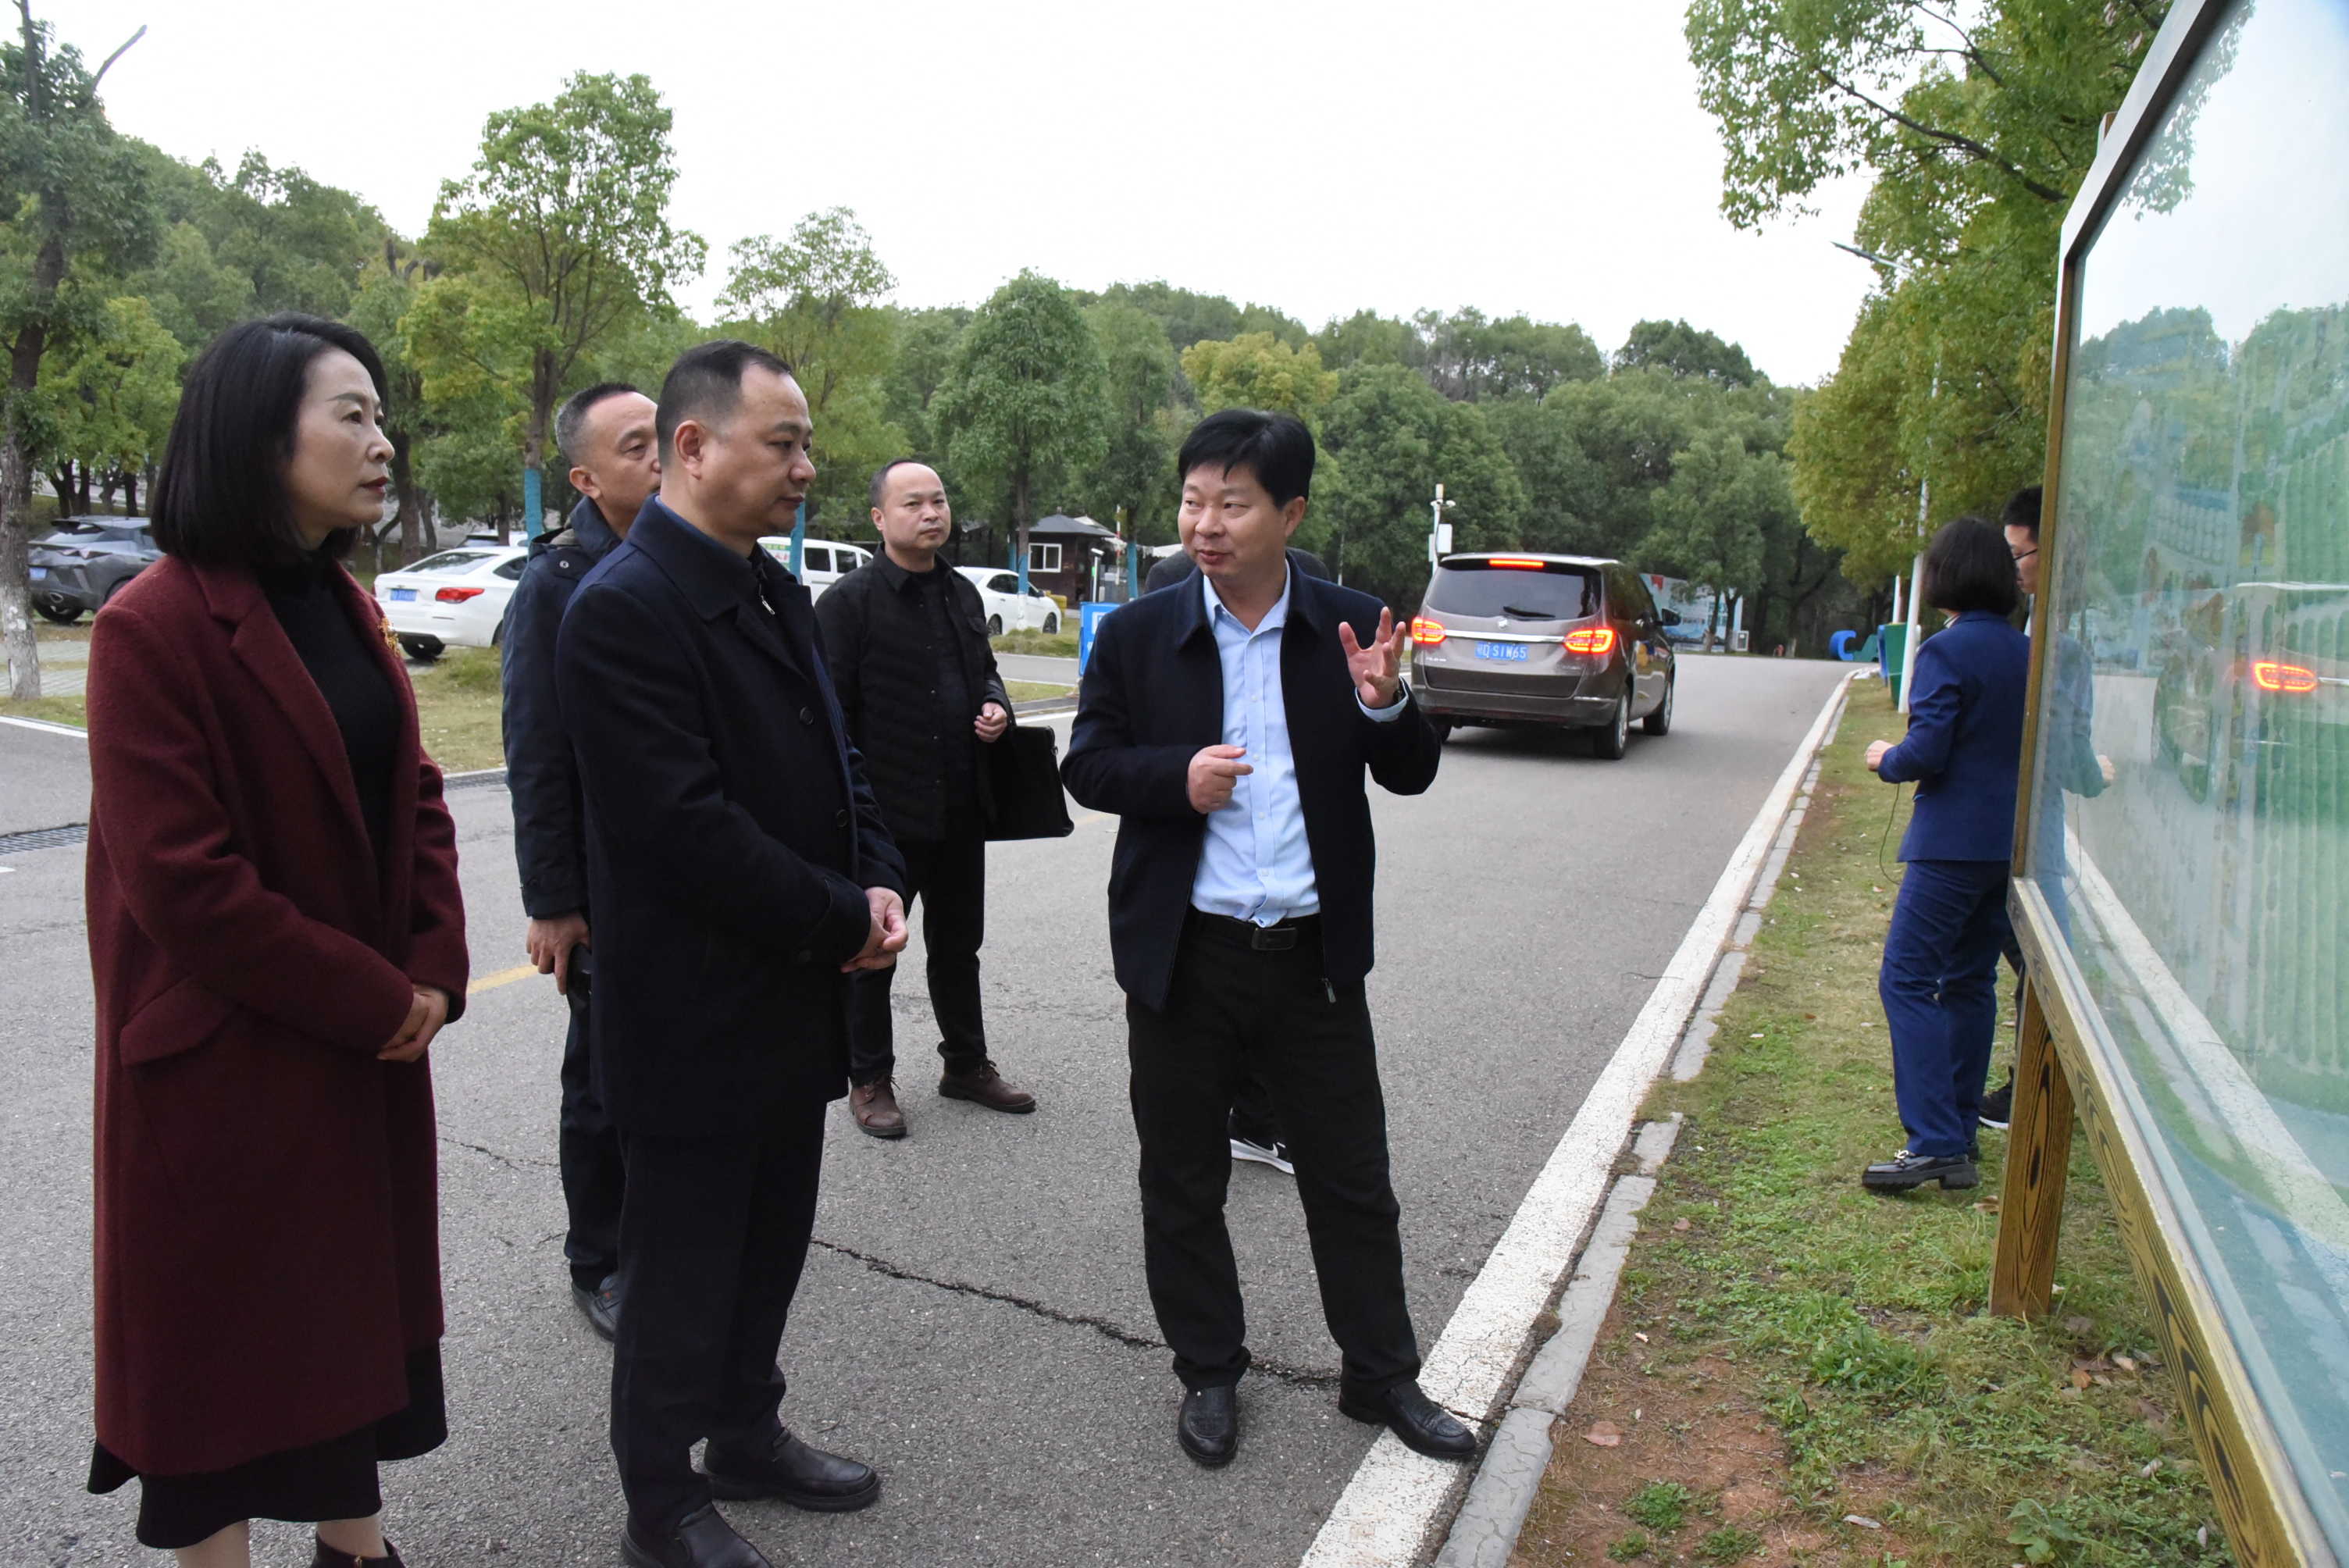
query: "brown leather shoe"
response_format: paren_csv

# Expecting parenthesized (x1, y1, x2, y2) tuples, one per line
(849, 1078, 907, 1139)
(938, 1060, 1036, 1114)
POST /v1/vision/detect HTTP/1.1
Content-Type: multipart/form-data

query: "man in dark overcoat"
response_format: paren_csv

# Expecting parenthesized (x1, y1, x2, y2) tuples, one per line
(1064, 408, 1476, 1470)
(814, 458, 1035, 1138)
(558, 340, 908, 1568)
(501, 380, 659, 1338)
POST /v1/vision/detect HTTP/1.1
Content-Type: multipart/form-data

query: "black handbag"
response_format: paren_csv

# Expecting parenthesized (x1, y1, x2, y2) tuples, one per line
(982, 723, 1076, 840)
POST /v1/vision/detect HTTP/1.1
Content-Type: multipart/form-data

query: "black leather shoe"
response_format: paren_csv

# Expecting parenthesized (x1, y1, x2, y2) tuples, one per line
(621, 1505, 770, 1568)
(1177, 1384, 1238, 1467)
(311, 1538, 405, 1567)
(703, 1426, 881, 1511)
(1338, 1381, 1479, 1461)
(1861, 1148, 1980, 1192)
(572, 1274, 622, 1342)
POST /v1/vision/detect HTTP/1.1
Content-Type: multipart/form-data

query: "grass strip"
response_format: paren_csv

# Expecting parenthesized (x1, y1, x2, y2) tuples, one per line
(1, 693, 88, 728)
(1513, 685, 2230, 1568)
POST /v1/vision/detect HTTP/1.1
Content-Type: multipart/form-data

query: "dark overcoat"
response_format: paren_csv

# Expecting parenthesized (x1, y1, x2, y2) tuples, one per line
(555, 500, 906, 1135)
(84, 555, 469, 1476)
(1062, 570, 1442, 1010)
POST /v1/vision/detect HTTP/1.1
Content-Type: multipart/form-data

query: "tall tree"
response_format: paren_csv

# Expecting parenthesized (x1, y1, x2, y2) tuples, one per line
(415, 71, 703, 538)
(1640, 427, 1780, 647)
(1316, 365, 1525, 608)
(935, 272, 1107, 586)
(1420, 308, 1606, 401)
(718, 207, 904, 525)
(0, 3, 150, 698)
(346, 239, 439, 569)
(1082, 300, 1182, 548)
(43, 294, 179, 514)
(1613, 318, 1757, 387)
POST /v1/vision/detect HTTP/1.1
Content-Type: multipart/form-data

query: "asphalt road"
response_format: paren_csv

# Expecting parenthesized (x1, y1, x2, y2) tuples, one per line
(0, 654, 1849, 1567)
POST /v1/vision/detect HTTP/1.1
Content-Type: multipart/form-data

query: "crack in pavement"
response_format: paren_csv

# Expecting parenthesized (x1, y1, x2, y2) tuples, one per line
(807, 1237, 1353, 1391)
(439, 1135, 558, 1171)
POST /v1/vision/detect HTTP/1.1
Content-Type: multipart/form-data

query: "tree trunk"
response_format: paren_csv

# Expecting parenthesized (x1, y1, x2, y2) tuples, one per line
(1014, 468, 1032, 592)
(123, 469, 137, 513)
(389, 429, 422, 568)
(2, 430, 41, 700)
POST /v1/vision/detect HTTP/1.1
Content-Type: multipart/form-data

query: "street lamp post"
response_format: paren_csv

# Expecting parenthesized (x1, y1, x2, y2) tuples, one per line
(1428, 482, 1456, 568)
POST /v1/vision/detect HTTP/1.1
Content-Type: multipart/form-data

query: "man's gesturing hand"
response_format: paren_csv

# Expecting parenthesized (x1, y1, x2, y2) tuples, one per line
(526, 913, 591, 996)
(1340, 608, 1409, 709)
(1188, 745, 1252, 814)
(843, 886, 911, 973)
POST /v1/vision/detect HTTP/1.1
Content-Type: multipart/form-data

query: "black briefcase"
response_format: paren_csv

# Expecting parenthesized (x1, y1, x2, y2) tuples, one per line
(982, 723, 1076, 841)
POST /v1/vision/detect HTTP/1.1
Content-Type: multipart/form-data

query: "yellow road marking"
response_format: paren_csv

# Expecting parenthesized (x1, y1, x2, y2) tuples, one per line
(472, 963, 540, 995)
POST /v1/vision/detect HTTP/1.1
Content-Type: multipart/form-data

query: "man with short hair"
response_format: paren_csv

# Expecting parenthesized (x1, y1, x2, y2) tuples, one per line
(559, 341, 907, 1568)
(501, 380, 659, 1340)
(1065, 408, 1475, 1470)
(815, 458, 1035, 1137)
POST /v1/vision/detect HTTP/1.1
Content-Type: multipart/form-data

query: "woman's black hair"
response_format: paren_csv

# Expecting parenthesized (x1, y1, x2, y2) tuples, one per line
(1921, 514, 2021, 616)
(150, 313, 390, 567)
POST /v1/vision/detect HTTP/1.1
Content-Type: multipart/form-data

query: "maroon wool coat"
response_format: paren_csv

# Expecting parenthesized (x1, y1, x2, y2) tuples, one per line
(84, 554, 469, 1476)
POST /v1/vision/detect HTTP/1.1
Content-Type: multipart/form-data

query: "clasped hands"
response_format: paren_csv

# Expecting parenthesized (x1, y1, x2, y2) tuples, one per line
(1186, 610, 1411, 814)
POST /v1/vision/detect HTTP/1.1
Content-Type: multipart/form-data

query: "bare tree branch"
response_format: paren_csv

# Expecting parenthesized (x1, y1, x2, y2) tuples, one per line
(91, 23, 144, 88)
(1820, 69, 2067, 202)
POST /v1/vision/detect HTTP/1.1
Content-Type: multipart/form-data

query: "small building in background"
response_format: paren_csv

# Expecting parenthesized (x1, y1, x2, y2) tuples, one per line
(1025, 514, 1128, 604)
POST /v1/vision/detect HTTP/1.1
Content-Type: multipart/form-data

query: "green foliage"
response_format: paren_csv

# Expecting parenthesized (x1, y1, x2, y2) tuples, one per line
(1616, 319, 1756, 387)
(1418, 308, 1606, 401)
(1179, 332, 1336, 422)
(936, 273, 1107, 548)
(1607, 1531, 1652, 1561)
(43, 294, 180, 480)
(1624, 1481, 1695, 1531)
(1081, 301, 1182, 544)
(421, 70, 704, 479)
(1696, 1526, 1764, 1563)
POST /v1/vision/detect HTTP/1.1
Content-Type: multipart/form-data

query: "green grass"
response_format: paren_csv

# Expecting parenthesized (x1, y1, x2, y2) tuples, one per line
(0, 693, 86, 727)
(408, 647, 504, 773)
(1625, 1482, 1695, 1532)
(1006, 679, 1074, 704)
(992, 629, 1078, 658)
(1609, 1533, 1653, 1561)
(1524, 686, 2231, 1568)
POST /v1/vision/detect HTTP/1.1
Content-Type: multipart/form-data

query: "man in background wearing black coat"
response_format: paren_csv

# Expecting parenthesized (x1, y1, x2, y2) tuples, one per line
(815, 458, 1036, 1138)
(1064, 409, 1475, 1470)
(558, 341, 907, 1568)
(501, 380, 658, 1341)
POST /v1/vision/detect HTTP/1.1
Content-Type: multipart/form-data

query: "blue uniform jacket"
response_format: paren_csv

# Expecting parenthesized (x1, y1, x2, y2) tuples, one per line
(1877, 610, 2030, 863)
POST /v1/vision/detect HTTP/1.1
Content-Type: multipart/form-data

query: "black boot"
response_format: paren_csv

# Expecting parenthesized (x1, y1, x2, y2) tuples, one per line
(312, 1538, 405, 1568)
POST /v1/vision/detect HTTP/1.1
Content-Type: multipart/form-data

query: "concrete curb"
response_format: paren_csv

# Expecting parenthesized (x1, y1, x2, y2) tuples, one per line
(1415, 675, 1851, 1568)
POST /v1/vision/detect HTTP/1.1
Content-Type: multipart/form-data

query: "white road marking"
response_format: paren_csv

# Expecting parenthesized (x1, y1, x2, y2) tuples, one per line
(1297, 672, 1857, 1568)
(0, 715, 87, 739)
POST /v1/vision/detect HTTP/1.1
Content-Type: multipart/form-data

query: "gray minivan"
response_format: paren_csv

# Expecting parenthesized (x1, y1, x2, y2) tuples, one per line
(1409, 553, 1678, 757)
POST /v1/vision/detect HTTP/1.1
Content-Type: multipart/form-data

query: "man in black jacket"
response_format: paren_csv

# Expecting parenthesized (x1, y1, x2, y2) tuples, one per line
(501, 380, 658, 1341)
(1064, 409, 1474, 1470)
(814, 458, 1036, 1137)
(558, 341, 907, 1568)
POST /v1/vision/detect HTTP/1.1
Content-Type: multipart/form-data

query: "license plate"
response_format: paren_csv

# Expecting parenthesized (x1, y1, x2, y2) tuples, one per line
(1474, 642, 1530, 662)
(390, 587, 416, 602)
(28, 566, 45, 580)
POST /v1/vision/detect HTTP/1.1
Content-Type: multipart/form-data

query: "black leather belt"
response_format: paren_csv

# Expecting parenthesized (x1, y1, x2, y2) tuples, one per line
(1189, 909, 1321, 952)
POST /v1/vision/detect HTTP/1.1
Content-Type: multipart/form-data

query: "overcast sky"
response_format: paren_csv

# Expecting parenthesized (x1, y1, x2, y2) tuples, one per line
(66, 0, 1875, 384)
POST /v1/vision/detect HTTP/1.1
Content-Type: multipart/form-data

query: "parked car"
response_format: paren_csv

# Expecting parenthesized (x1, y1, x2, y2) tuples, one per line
(1409, 552, 1678, 758)
(957, 566, 1062, 636)
(755, 536, 873, 599)
(28, 516, 161, 624)
(374, 544, 529, 660)
(2151, 580, 2349, 813)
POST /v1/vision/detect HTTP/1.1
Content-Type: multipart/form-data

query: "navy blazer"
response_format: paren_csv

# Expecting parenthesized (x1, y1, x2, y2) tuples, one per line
(556, 498, 906, 1132)
(1063, 571, 1442, 1010)
(501, 496, 619, 919)
(1878, 610, 2030, 862)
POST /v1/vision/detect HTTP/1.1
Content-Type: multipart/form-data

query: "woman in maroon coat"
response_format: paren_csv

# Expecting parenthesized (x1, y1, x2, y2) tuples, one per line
(83, 315, 469, 1566)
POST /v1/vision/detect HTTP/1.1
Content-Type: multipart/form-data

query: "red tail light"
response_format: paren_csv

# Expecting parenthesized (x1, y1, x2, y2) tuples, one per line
(2254, 660, 2318, 693)
(435, 586, 487, 604)
(1564, 626, 1617, 655)
(1487, 558, 1546, 570)
(1410, 615, 1447, 646)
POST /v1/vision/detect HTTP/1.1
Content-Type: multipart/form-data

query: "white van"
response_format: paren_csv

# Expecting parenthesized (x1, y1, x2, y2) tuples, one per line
(755, 536, 875, 600)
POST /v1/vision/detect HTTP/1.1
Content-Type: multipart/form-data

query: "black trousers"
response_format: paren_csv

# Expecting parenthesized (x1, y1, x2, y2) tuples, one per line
(559, 953, 625, 1288)
(1126, 918, 1420, 1396)
(611, 1099, 826, 1534)
(847, 832, 987, 1084)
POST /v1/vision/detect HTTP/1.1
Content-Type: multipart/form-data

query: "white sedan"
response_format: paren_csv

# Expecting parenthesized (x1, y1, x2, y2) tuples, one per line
(957, 567, 1062, 636)
(375, 545, 529, 660)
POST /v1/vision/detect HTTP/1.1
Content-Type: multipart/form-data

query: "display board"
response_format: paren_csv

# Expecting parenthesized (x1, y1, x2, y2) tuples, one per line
(1992, 0, 2349, 1561)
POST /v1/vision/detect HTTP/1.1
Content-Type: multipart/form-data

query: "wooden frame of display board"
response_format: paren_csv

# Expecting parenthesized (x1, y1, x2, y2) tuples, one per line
(1989, 1, 2341, 1562)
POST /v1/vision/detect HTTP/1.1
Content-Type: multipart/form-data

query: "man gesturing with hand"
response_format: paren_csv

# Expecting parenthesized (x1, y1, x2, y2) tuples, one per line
(559, 341, 906, 1568)
(1065, 409, 1470, 1474)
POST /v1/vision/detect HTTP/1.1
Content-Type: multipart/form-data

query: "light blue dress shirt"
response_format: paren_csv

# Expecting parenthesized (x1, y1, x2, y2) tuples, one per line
(1191, 569, 1406, 925)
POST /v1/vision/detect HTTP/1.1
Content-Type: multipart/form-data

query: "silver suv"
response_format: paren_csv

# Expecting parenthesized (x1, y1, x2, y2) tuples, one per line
(1410, 553, 1678, 758)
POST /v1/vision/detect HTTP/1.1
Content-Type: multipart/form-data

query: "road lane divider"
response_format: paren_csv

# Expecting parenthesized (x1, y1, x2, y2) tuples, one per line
(1298, 670, 1859, 1568)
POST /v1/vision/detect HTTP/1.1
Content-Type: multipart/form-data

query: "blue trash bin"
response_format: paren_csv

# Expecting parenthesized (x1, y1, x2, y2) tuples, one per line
(1080, 600, 1121, 676)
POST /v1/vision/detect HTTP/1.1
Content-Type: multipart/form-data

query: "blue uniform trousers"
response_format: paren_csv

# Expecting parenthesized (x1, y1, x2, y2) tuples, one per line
(1879, 859, 2010, 1157)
